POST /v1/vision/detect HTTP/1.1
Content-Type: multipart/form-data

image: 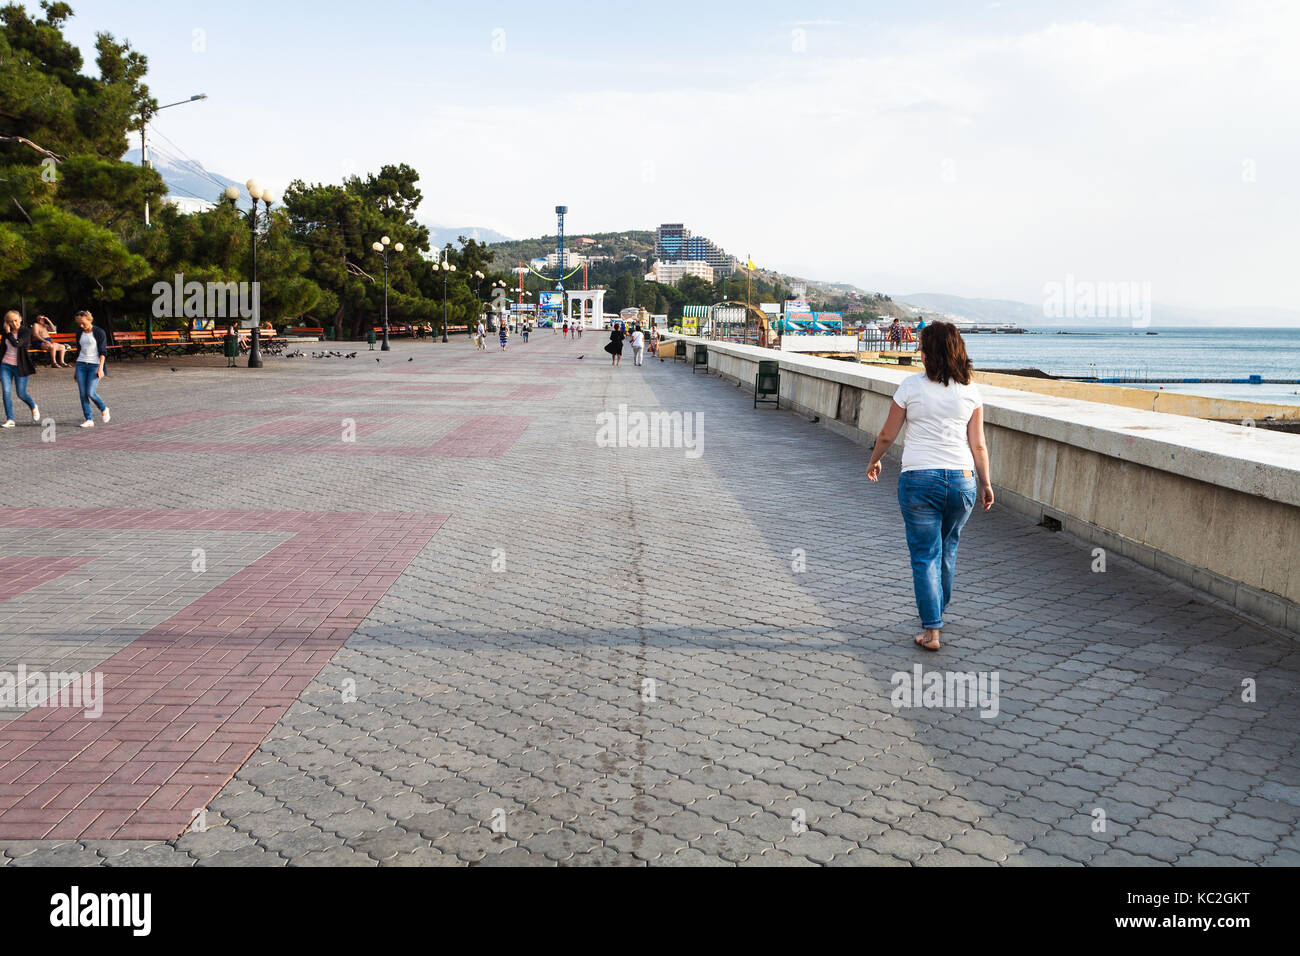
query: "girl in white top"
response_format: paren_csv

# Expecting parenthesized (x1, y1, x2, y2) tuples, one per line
(866, 321, 993, 652)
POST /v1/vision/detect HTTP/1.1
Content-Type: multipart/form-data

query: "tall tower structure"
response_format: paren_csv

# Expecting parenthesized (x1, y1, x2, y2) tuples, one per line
(554, 205, 568, 291)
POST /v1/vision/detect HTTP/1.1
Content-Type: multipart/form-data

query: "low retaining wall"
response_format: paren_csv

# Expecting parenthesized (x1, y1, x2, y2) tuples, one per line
(667, 336, 1300, 635)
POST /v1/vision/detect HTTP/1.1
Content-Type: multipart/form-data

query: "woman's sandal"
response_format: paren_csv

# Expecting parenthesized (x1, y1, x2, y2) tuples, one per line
(914, 633, 941, 652)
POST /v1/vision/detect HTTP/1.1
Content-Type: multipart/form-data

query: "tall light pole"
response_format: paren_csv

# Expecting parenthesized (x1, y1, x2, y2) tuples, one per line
(439, 250, 457, 343)
(225, 178, 275, 368)
(371, 236, 404, 351)
(140, 93, 207, 227)
(474, 271, 485, 335)
(493, 279, 507, 329)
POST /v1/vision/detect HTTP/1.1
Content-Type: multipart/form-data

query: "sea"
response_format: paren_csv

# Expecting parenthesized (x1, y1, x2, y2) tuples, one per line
(960, 326, 1300, 407)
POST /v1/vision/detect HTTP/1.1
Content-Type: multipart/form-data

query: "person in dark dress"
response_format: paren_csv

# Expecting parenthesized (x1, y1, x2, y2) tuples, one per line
(605, 326, 625, 366)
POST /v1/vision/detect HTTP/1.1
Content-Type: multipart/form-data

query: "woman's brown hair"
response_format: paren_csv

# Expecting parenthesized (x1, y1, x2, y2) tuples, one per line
(919, 321, 973, 386)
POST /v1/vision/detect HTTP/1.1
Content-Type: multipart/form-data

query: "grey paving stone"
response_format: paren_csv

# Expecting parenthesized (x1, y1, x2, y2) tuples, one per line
(4, 339, 1299, 869)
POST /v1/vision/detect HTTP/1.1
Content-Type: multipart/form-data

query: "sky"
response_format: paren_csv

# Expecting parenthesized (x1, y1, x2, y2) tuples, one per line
(55, 0, 1300, 311)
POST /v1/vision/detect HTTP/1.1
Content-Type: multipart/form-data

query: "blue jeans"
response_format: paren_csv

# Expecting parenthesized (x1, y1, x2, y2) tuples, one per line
(75, 362, 106, 420)
(897, 469, 977, 630)
(1, 364, 35, 421)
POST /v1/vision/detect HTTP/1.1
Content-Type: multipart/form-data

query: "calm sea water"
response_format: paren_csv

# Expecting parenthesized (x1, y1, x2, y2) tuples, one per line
(961, 326, 1300, 406)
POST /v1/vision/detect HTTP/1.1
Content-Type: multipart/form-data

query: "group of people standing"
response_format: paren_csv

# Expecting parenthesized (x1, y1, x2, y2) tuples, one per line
(0, 310, 112, 429)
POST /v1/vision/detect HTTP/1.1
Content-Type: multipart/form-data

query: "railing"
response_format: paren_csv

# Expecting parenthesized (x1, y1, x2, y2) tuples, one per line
(858, 329, 920, 352)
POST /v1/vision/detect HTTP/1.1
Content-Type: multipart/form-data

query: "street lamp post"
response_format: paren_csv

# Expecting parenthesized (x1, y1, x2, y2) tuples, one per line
(439, 252, 457, 343)
(226, 178, 276, 368)
(493, 280, 507, 329)
(371, 236, 404, 351)
(474, 271, 485, 335)
(140, 93, 207, 226)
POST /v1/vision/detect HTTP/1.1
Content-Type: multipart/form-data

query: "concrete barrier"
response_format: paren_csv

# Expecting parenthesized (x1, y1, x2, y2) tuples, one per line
(668, 335, 1300, 635)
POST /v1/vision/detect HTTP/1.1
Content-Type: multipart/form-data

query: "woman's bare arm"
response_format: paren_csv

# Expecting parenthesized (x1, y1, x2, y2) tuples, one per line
(967, 406, 994, 510)
(866, 402, 907, 481)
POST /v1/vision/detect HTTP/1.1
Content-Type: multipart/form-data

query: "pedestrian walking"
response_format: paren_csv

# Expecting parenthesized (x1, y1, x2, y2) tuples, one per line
(522, 321, 530, 344)
(604, 325, 625, 366)
(562, 321, 569, 340)
(630, 326, 645, 366)
(865, 321, 992, 652)
(1, 310, 40, 428)
(72, 310, 110, 428)
(476, 320, 486, 351)
(499, 320, 509, 351)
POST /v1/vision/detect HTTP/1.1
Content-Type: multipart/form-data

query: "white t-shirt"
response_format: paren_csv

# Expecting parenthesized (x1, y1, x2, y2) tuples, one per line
(892, 372, 983, 472)
(77, 330, 100, 365)
(631, 331, 644, 348)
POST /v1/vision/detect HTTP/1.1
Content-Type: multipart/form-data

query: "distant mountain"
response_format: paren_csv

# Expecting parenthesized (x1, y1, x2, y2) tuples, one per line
(488, 231, 656, 264)
(123, 148, 244, 210)
(901, 292, 1300, 328)
(900, 293, 1045, 325)
(427, 225, 513, 248)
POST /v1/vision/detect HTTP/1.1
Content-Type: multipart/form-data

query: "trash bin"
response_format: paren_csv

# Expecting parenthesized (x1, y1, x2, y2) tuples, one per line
(693, 344, 709, 374)
(755, 360, 779, 408)
(223, 332, 239, 367)
(367, 328, 377, 350)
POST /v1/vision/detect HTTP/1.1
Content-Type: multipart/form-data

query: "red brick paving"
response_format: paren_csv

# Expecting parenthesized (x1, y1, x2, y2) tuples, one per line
(0, 557, 95, 603)
(0, 509, 446, 840)
(29, 410, 535, 459)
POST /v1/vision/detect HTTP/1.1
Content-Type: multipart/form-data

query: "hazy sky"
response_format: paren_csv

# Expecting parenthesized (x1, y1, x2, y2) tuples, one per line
(58, 0, 1299, 310)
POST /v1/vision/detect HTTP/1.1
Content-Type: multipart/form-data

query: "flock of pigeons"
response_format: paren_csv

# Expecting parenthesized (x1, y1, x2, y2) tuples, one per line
(282, 350, 361, 360)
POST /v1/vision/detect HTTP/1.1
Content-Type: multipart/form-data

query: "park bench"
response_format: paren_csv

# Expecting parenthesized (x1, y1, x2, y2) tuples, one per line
(112, 330, 187, 359)
(286, 326, 326, 339)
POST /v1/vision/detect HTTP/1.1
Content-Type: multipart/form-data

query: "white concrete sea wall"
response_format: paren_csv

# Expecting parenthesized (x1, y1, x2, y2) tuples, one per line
(668, 336, 1300, 635)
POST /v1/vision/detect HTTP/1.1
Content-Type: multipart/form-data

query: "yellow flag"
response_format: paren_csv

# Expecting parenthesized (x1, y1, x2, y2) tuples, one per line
(747, 256, 755, 271)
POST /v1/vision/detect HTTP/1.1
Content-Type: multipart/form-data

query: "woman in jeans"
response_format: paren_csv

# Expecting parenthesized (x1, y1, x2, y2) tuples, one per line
(72, 310, 111, 428)
(1, 310, 40, 427)
(866, 321, 993, 651)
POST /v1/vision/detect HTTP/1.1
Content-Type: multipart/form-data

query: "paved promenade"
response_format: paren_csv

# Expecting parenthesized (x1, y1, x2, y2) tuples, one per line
(1, 333, 1298, 866)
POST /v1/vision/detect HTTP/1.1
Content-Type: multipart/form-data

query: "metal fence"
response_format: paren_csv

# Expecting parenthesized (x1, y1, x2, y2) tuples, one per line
(858, 330, 920, 352)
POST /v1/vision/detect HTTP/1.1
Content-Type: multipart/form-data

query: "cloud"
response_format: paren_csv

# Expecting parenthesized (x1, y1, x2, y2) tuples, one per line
(242, 3, 1299, 309)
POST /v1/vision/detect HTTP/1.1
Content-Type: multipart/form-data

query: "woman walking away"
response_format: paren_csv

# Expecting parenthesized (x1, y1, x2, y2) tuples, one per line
(1, 311, 40, 427)
(865, 321, 993, 652)
(605, 325, 625, 366)
(72, 310, 110, 428)
(630, 325, 645, 366)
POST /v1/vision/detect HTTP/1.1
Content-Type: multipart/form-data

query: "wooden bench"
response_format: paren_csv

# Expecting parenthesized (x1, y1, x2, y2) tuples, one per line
(286, 326, 326, 339)
(111, 330, 188, 359)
